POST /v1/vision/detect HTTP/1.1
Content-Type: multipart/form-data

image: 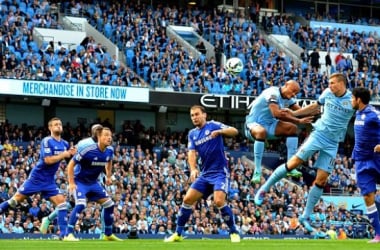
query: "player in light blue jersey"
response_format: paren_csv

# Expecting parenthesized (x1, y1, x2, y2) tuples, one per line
(351, 87, 380, 243)
(0, 117, 76, 239)
(165, 105, 240, 243)
(254, 73, 355, 233)
(245, 80, 314, 183)
(63, 127, 122, 241)
(39, 124, 103, 234)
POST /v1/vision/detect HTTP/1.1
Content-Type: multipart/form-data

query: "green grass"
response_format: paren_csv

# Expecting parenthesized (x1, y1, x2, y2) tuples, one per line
(1, 239, 379, 250)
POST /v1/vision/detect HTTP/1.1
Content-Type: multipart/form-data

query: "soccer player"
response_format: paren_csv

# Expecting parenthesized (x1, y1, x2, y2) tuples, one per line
(164, 105, 240, 243)
(63, 127, 122, 241)
(0, 117, 76, 239)
(351, 87, 380, 243)
(245, 79, 314, 184)
(254, 73, 354, 233)
(39, 124, 103, 234)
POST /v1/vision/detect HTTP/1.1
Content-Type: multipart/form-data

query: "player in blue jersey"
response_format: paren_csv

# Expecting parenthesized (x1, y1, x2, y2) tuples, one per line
(254, 73, 355, 233)
(164, 105, 241, 243)
(39, 124, 103, 234)
(245, 80, 315, 184)
(0, 117, 76, 239)
(351, 87, 380, 243)
(63, 127, 122, 241)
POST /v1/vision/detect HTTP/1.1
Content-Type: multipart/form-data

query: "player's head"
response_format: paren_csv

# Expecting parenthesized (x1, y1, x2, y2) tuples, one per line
(91, 124, 103, 142)
(281, 80, 300, 99)
(351, 87, 371, 110)
(329, 73, 347, 96)
(97, 127, 112, 148)
(190, 105, 207, 128)
(48, 117, 63, 136)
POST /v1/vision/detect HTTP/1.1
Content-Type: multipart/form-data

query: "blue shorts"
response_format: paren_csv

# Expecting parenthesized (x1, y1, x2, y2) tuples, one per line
(191, 173, 230, 199)
(244, 120, 279, 142)
(296, 132, 339, 174)
(19, 179, 60, 199)
(72, 181, 109, 202)
(356, 158, 380, 196)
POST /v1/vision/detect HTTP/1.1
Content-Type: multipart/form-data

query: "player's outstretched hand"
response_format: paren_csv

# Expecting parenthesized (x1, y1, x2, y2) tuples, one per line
(299, 116, 314, 124)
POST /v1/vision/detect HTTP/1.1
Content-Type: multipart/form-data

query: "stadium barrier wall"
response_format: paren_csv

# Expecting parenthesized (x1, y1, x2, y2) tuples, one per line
(0, 233, 315, 240)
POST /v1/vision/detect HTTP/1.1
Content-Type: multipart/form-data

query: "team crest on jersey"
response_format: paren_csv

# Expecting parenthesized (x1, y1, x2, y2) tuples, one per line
(361, 114, 366, 120)
(342, 101, 350, 106)
(205, 130, 210, 135)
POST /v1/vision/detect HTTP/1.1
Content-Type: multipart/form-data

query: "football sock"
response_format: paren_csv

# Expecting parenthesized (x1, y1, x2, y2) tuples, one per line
(253, 140, 265, 174)
(48, 202, 72, 221)
(67, 204, 85, 234)
(0, 200, 10, 213)
(367, 204, 380, 236)
(175, 204, 192, 236)
(219, 204, 238, 234)
(261, 163, 288, 192)
(102, 199, 114, 236)
(303, 184, 323, 218)
(57, 203, 67, 238)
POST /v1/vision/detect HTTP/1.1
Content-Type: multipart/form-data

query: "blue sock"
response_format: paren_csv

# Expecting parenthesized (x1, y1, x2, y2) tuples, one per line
(302, 185, 323, 218)
(101, 209, 105, 234)
(176, 204, 193, 236)
(0, 200, 11, 214)
(254, 140, 265, 174)
(67, 204, 85, 234)
(57, 203, 67, 238)
(367, 204, 380, 236)
(219, 204, 238, 234)
(102, 204, 114, 236)
(286, 137, 298, 160)
(48, 202, 72, 221)
(261, 163, 288, 192)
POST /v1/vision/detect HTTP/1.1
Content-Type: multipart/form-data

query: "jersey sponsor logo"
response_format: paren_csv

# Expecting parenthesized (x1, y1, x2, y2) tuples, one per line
(354, 120, 364, 126)
(194, 135, 213, 146)
(325, 102, 352, 113)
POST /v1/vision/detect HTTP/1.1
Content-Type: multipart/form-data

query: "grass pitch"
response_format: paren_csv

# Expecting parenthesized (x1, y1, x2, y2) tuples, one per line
(1, 239, 379, 250)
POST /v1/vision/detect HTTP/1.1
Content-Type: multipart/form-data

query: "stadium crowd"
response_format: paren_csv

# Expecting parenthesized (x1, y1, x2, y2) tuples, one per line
(0, 0, 379, 240)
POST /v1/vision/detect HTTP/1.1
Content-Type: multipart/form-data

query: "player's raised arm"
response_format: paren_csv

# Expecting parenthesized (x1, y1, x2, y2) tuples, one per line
(213, 126, 238, 138)
(291, 102, 321, 118)
(268, 103, 313, 124)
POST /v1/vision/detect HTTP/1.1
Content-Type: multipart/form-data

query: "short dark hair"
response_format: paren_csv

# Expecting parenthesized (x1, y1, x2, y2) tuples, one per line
(190, 105, 206, 113)
(352, 87, 371, 105)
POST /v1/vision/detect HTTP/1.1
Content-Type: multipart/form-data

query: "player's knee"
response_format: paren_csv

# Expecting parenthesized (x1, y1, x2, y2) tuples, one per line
(214, 199, 225, 208)
(252, 129, 266, 139)
(8, 198, 18, 208)
(101, 199, 114, 208)
(285, 125, 297, 135)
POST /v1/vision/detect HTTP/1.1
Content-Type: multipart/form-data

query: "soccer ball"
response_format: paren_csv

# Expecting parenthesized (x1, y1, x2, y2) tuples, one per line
(225, 57, 244, 76)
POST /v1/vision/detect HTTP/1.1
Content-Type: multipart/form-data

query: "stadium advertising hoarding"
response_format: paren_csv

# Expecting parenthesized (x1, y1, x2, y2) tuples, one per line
(0, 79, 149, 103)
(150, 91, 318, 110)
